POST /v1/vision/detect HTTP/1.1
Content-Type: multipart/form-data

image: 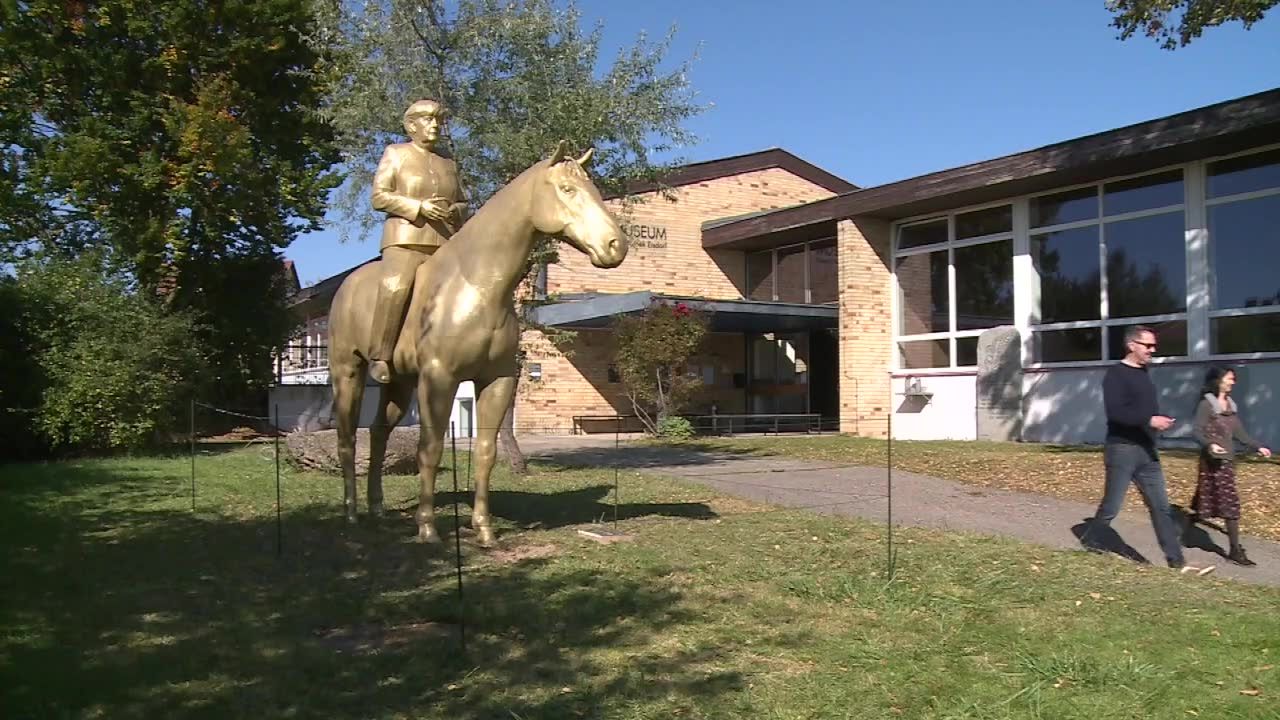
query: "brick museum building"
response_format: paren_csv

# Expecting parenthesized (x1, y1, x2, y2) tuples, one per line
(273, 87, 1280, 446)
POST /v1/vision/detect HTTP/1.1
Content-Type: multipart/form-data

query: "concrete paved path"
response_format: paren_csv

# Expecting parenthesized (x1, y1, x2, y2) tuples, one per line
(518, 435, 1280, 588)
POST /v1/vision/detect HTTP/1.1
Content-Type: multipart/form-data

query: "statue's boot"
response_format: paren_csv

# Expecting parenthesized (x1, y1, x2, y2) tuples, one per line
(367, 249, 423, 386)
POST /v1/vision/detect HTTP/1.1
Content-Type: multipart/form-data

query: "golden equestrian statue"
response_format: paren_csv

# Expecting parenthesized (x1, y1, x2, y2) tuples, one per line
(366, 99, 468, 385)
(327, 140, 627, 545)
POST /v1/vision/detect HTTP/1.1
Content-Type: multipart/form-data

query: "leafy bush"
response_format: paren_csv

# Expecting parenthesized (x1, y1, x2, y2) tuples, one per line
(655, 416, 696, 441)
(5, 254, 204, 454)
(613, 300, 710, 436)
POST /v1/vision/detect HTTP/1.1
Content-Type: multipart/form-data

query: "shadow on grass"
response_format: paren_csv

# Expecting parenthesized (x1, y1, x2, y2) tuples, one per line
(432, 485, 716, 531)
(527, 440, 785, 471)
(0, 460, 738, 719)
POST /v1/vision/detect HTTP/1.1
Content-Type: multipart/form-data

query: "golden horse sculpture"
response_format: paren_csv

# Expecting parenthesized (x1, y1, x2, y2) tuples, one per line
(327, 141, 627, 545)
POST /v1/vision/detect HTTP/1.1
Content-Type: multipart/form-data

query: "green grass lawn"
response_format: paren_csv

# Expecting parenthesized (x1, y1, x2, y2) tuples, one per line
(2, 444, 1278, 719)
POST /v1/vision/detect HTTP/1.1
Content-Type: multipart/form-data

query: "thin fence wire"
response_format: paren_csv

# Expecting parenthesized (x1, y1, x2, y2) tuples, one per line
(188, 398, 902, 583)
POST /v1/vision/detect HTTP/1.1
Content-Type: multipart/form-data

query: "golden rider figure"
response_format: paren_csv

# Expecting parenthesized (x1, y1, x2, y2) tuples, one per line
(367, 99, 468, 384)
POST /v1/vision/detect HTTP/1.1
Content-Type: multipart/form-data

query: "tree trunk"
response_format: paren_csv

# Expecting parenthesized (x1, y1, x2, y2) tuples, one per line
(499, 390, 528, 475)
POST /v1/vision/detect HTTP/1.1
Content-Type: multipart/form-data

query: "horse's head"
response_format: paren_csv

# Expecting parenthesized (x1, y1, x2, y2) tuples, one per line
(530, 141, 627, 268)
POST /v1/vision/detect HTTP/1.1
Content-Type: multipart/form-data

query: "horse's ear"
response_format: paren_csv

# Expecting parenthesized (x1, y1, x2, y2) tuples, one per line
(576, 147, 594, 166)
(548, 139, 569, 164)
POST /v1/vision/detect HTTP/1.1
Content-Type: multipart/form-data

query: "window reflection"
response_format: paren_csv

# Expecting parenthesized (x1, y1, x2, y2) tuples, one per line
(955, 240, 1013, 330)
(1213, 315, 1280, 354)
(897, 251, 948, 335)
(1105, 212, 1186, 318)
(1103, 170, 1183, 216)
(1033, 226, 1100, 323)
(899, 339, 949, 369)
(1107, 321, 1187, 360)
(898, 218, 947, 250)
(746, 251, 773, 301)
(808, 240, 838, 304)
(1034, 328, 1101, 363)
(1032, 187, 1097, 227)
(956, 205, 1011, 239)
(1208, 148, 1280, 198)
(776, 245, 806, 303)
(1209, 194, 1280, 311)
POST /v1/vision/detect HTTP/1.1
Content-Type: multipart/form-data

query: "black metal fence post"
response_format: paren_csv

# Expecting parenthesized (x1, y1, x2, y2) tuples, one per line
(450, 422, 466, 654)
(275, 404, 282, 557)
(887, 412, 896, 581)
(190, 398, 196, 512)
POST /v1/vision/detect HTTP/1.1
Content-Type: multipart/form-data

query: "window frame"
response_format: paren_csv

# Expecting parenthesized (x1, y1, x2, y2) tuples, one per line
(747, 236, 838, 304)
(891, 202, 1015, 370)
(889, 146, 1280, 373)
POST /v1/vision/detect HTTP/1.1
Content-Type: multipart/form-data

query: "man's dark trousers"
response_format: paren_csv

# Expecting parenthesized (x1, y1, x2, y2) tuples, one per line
(1091, 442, 1185, 567)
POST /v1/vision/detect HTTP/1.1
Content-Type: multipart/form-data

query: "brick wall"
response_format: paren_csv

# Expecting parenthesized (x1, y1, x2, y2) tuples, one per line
(515, 329, 749, 433)
(519, 166, 837, 432)
(515, 329, 630, 434)
(548, 167, 837, 298)
(837, 217, 892, 437)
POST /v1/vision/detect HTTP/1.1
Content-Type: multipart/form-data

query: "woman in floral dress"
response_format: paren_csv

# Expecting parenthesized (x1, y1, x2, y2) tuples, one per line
(1190, 366, 1272, 566)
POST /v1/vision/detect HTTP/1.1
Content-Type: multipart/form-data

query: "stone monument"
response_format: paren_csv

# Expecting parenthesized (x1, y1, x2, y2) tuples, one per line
(975, 326, 1023, 441)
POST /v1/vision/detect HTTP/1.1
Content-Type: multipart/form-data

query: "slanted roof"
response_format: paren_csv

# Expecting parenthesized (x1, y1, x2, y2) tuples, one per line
(703, 87, 1280, 250)
(280, 259, 301, 295)
(615, 148, 857, 198)
(529, 291, 837, 334)
(287, 256, 378, 317)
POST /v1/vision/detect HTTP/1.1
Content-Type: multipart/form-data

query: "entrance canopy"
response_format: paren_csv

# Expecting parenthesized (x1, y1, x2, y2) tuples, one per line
(529, 291, 837, 334)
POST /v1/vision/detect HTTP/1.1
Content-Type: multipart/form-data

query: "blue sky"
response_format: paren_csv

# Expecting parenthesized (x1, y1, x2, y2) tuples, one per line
(287, 0, 1280, 285)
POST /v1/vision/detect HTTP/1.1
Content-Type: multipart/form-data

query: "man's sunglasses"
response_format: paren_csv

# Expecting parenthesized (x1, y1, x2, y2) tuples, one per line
(1131, 340, 1157, 350)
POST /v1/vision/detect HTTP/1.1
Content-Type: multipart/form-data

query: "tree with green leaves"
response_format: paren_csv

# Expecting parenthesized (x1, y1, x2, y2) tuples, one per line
(3, 252, 205, 455)
(613, 300, 710, 438)
(0, 0, 340, 406)
(313, 0, 705, 468)
(1107, 0, 1276, 48)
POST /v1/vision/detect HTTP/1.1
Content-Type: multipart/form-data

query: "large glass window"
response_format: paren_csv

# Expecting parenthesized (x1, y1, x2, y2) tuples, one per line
(1207, 148, 1280, 355)
(891, 148, 1280, 370)
(1105, 212, 1187, 318)
(897, 250, 948, 335)
(1028, 169, 1187, 363)
(1032, 226, 1100, 323)
(776, 244, 807, 303)
(745, 239, 837, 304)
(808, 240, 838, 304)
(894, 207, 1014, 369)
(746, 250, 774, 302)
(955, 240, 1013, 330)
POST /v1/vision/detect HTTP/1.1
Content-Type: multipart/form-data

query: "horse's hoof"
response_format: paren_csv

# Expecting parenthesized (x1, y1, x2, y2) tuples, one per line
(345, 512, 358, 525)
(415, 527, 441, 544)
(475, 525, 496, 548)
(369, 502, 385, 519)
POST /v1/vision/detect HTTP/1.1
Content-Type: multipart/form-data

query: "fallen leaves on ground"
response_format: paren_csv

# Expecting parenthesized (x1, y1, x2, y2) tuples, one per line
(718, 439, 1280, 543)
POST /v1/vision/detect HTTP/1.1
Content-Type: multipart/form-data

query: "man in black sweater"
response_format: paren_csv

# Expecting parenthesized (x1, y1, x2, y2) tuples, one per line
(1086, 325, 1214, 576)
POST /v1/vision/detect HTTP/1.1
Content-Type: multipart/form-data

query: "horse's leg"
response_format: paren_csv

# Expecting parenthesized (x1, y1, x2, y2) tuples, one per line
(472, 375, 517, 547)
(367, 376, 414, 519)
(332, 361, 366, 524)
(414, 372, 459, 544)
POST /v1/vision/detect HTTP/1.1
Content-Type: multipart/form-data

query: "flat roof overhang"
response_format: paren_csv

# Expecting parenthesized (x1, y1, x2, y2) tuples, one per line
(529, 291, 837, 334)
(703, 88, 1280, 250)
